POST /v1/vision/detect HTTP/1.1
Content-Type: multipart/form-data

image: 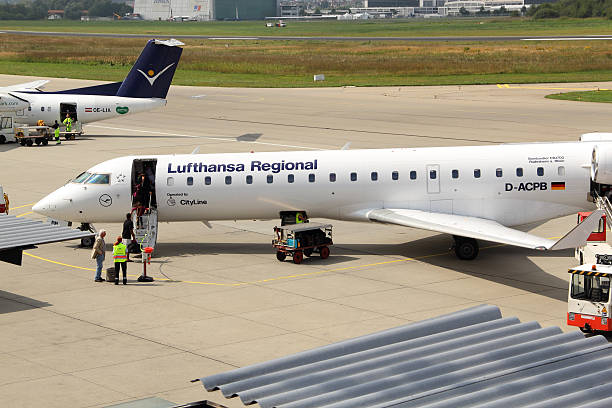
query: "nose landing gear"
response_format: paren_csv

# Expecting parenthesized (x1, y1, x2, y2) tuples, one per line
(78, 223, 95, 247)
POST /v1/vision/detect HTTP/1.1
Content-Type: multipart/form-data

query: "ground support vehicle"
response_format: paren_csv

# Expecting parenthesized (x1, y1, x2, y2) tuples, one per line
(568, 257, 612, 333)
(273, 223, 333, 264)
(0, 115, 16, 144)
(15, 125, 51, 146)
(575, 211, 610, 264)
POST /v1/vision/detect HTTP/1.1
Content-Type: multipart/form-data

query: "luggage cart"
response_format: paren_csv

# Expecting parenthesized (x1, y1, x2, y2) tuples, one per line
(15, 125, 51, 146)
(272, 223, 333, 264)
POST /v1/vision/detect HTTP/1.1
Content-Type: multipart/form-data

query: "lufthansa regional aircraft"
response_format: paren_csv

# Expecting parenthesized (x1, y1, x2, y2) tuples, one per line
(0, 39, 183, 125)
(32, 134, 612, 260)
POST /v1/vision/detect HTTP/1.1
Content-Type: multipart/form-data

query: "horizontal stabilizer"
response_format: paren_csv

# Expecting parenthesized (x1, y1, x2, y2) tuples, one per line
(1, 79, 48, 92)
(368, 208, 605, 251)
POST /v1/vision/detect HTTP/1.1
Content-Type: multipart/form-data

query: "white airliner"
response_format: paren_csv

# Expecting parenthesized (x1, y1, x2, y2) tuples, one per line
(32, 135, 612, 260)
(0, 39, 183, 126)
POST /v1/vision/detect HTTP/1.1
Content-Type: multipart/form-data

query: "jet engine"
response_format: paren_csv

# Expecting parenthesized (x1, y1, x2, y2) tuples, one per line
(591, 144, 612, 184)
(0, 93, 29, 112)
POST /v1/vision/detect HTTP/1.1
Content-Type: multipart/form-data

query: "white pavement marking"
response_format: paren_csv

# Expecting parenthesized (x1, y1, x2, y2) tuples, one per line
(209, 37, 259, 40)
(86, 124, 322, 150)
(522, 37, 612, 41)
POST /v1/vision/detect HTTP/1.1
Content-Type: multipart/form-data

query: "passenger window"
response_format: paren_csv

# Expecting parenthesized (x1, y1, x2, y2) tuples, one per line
(516, 168, 523, 177)
(474, 169, 481, 178)
(558, 166, 565, 176)
(350, 172, 357, 181)
(309, 174, 315, 183)
(288, 174, 294, 183)
(167, 177, 174, 186)
(371, 172, 378, 181)
(496, 168, 503, 177)
(452, 169, 459, 179)
(410, 171, 417, 180)
(429, 170, 437, 180)
(246, 175, 253, 184)
(392, 171, 399, 181)
(205, 176, 211, 185)
(28, 106, 31, 111)
(86, 174, 110, 184)
(267, 175, 273, 184)
(329, 173, 336, 182)
(225, 176, 232, 185)
(187, 176, 193, 186)
(41, 106, 44, 112)
(537, 167, 544, 176)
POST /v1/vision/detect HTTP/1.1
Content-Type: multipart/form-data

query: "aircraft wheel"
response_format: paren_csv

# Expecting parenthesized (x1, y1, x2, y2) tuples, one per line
(304, 248, 313, 257)
(26, 139, 33, 147)
(292, 250, 303, 264)
(319, 246, 330, 259)
(80, 236, 94, 248)
(0, 135, 5, 144)
(276, 251, 286, 262)
(454, 237, 479, 260)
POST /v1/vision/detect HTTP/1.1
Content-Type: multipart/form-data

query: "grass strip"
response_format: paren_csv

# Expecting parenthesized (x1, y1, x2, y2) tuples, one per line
(4, 60, 612, 88)
(3, 17, 612, 37)
(546, 89, 612, 102)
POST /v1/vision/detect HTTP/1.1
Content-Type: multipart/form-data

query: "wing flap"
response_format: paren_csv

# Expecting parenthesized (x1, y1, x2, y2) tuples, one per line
(368, 208, 604, 250)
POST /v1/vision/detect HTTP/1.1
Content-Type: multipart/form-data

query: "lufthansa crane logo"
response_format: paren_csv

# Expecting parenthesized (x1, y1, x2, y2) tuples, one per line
(99, 194, 112, 207)
(137, 63, 175, 86)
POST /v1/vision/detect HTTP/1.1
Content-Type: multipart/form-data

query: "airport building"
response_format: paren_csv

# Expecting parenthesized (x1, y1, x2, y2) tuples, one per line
(133, 0, 278, 21)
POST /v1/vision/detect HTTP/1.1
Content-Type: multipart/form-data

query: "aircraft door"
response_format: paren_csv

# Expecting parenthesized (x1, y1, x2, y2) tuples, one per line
(426, 164, 440, 194)
(131, 159, 157, 209)
(59, 103, 77, 122)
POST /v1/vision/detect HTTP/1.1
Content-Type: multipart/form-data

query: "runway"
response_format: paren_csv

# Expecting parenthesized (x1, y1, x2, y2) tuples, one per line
(0, 76, 611, 407)
(4, 29, 612, 41)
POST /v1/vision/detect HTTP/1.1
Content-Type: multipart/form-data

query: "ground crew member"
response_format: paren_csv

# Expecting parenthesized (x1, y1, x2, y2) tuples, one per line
(3, 192, 8, 215)
(122, 213, 135, 262)
(113, 236, 128, 285)
(63, 113, 73, 133)
(92, 230, 106, 282)
(52, 120, 61, 145)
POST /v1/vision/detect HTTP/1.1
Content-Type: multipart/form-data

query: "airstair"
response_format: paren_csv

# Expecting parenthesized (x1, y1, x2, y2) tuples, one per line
(595, 193, 612, 230)
(132, 207, 158, 259)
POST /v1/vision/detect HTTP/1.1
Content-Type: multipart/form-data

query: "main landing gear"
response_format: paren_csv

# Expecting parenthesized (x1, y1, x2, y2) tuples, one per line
(453, 236, 479, 260)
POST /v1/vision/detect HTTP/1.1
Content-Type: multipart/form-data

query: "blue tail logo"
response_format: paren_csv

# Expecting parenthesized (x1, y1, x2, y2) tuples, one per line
(116, 39, 184, 99)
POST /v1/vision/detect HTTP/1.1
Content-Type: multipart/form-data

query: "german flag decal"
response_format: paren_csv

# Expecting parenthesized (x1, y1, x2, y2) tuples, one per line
(551, 182, 566, 190)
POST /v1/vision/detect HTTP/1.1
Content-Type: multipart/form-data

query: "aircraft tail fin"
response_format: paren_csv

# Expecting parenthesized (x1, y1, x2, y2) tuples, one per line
(116, 39, 184, 99)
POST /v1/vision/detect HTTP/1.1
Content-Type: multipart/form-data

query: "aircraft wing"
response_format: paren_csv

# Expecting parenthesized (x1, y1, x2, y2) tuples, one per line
(0, 80, 48, 92)
(367, 208, 605, 250)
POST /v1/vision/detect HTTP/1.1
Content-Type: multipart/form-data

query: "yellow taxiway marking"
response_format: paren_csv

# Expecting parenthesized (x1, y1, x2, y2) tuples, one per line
(497, 84, 611, 91)
(11, 203, 35, 210)
(23, 248, 453, 287)
(16, 211, 33, 218)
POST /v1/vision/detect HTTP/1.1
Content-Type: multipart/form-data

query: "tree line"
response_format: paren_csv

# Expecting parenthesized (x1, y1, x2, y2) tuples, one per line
(0, 0, 132, 20)
(528, 0, 612, 19)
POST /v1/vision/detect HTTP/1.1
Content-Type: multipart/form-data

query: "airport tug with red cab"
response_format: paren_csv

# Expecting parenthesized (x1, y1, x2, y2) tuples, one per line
(568, 212, 612, 333)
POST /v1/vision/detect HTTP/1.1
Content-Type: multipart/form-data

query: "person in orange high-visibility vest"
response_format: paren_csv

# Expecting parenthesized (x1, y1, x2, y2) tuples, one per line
(113, 236, 128, 285)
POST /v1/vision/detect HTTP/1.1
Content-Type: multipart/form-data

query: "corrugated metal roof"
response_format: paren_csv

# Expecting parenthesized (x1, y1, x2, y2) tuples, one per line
(0, 214, 94, 251)
(200, 305, 612, 408)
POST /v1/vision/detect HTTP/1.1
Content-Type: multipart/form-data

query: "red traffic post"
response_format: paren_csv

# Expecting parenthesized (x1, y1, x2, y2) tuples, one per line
(138, 246, 154, 282)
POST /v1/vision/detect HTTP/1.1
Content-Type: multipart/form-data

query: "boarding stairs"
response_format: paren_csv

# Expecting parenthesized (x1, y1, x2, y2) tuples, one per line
(132, 207, 158, 260)
(595, 194, 612, 230)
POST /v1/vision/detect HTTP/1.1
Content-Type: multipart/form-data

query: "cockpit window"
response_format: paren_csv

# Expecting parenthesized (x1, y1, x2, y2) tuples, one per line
(73, 172, 92, 183)
(86, 174, 110, 184)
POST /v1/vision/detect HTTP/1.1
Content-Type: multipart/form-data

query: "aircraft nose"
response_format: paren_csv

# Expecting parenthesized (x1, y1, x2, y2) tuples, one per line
(31, 199, 47, 215)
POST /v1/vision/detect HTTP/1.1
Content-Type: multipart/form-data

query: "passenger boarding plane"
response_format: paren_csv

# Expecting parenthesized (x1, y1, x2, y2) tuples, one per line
(0, 39, 183, 128)
(33, 134, 612, 260)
